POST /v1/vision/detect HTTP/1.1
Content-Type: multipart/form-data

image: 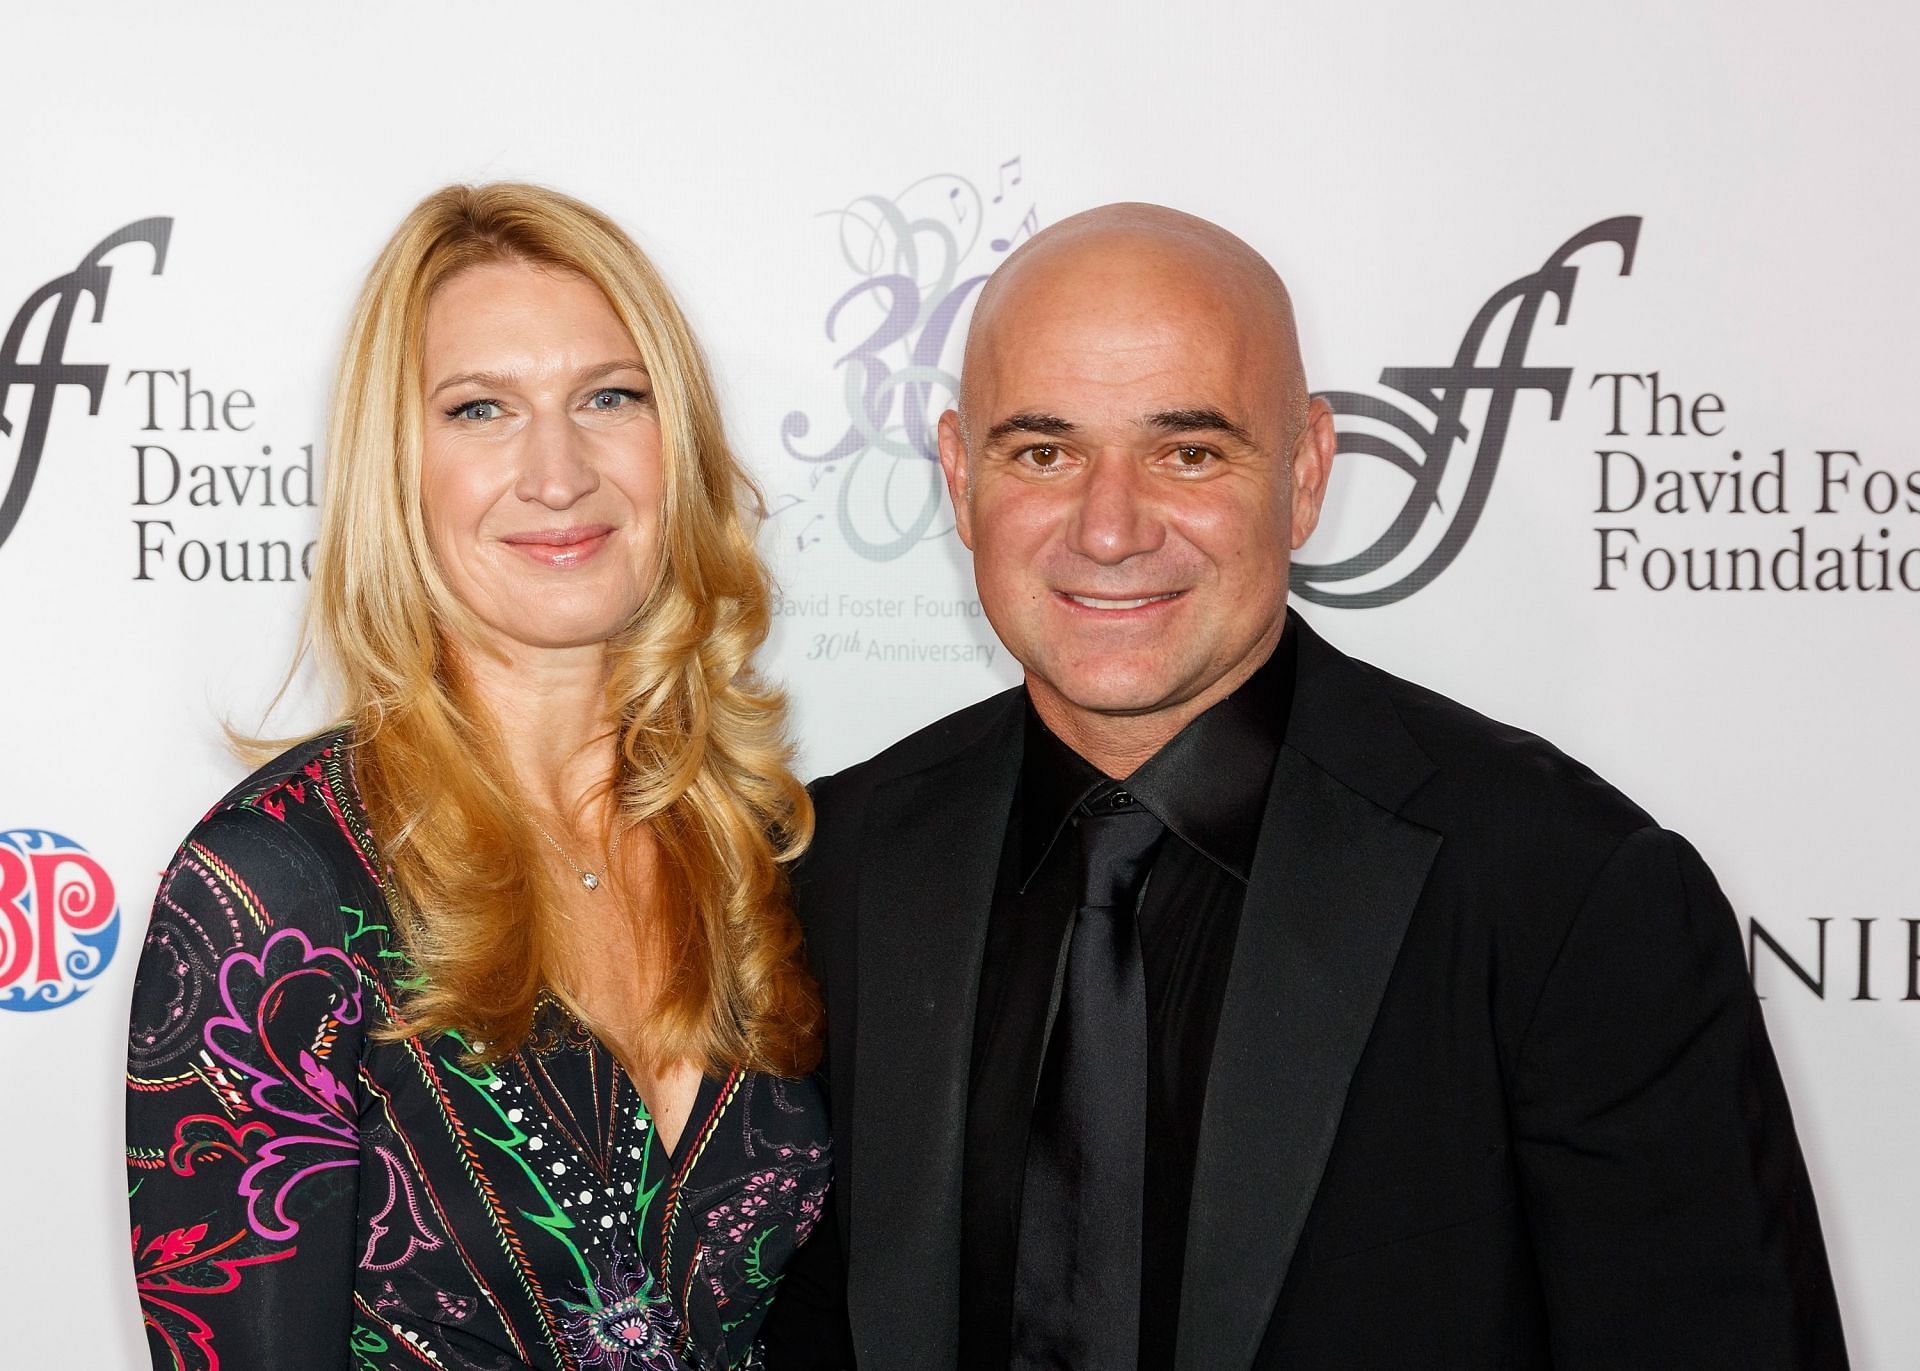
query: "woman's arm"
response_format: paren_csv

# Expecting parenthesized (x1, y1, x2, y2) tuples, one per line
(127, 804, 366, 1371)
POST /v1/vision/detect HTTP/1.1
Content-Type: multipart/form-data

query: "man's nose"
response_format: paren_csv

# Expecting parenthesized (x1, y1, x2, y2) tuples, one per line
(1066, 452, 1164, 565)
(514, 410, 600, 508)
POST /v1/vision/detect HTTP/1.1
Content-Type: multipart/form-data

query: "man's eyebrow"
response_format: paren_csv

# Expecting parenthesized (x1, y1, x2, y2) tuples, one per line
(1145, 408, 1254, 444)
(983, 412, 1077, 445)
(426, 358, 649, 401)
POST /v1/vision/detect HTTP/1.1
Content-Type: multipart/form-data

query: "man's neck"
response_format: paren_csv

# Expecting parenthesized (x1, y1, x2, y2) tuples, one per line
(1026, 700, 1185, 779)
(1025, 617, 1287, 779)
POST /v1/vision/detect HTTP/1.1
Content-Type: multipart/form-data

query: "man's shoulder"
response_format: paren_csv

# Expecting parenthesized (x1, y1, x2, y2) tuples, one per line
(794, 689, 1023, 925)
(808, 686, 1025, 814)
(1309, 632, 1655, 843)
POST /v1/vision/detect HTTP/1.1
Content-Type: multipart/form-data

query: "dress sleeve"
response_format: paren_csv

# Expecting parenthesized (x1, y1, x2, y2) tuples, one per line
(757, 1179, 854, 1370)
(1510, 825, 1848, 1369)
(126, 805, 365, 1371)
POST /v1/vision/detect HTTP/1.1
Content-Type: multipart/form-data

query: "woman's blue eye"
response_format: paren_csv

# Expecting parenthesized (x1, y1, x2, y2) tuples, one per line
(448, 399, 501, 421)
(588, 387, 645, 411)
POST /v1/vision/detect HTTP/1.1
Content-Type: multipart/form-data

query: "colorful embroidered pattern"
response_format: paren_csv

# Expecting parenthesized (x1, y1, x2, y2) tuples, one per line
(126, 733, 831, 1371)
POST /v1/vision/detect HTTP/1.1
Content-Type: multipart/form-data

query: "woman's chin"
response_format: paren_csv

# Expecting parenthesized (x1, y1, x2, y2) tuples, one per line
(462, 610, 635, 658)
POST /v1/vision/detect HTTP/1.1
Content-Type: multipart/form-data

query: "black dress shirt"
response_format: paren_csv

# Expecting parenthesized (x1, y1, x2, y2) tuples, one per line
(960, 626, 1298, 1369)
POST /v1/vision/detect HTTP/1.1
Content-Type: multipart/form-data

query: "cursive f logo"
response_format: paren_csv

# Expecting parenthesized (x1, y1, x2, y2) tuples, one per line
(0, 217, 172, 552)
(1295, 217, 1640, 608)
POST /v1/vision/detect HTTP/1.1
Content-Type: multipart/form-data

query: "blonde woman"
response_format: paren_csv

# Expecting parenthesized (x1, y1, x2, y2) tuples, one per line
(126, 185, 830, 1371)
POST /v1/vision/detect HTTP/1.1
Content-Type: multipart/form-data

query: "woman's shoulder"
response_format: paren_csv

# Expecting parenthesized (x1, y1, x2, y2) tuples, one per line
(134, 727, 388, 1081)
(172, 724, 384, 910)
(206, 724, 356, 815)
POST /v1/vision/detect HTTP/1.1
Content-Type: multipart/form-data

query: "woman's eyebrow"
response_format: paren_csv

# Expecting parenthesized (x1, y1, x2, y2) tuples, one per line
(426, 358, 649, 401)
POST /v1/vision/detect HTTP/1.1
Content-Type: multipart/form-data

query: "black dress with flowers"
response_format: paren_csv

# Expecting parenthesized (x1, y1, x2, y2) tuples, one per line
(126, 731, 831, 1371)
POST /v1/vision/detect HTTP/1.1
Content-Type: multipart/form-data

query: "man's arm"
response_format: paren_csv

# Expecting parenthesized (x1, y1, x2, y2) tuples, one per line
(1511, 825, 1847, 1368)
(761, 777, 857, 1369)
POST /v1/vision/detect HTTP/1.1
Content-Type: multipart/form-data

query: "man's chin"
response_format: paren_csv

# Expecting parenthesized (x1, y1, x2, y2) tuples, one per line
(1028, 668, 1201, 722)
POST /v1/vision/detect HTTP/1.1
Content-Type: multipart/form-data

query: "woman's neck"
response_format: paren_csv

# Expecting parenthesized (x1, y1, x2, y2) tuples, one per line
(456, 636, 617, 826)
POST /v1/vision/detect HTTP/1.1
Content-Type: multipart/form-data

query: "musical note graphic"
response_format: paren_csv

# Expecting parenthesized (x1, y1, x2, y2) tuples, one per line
(991, 156, 1023, 204)
(991, 206, 1039, 253)
(949, 186, 967, 223)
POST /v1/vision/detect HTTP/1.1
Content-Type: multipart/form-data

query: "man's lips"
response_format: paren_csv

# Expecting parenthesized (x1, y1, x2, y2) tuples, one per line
(500, 525, 614, 566)
(1056, 590, 1184, 612)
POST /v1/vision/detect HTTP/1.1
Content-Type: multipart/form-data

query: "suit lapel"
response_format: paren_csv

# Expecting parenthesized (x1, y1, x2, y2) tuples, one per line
(1176, 620, 1442, 1371)
(846, 697, 1023, 1370)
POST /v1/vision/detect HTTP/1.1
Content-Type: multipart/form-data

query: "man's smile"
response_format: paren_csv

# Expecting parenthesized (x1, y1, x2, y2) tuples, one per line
(1059, 590, 1184, 611)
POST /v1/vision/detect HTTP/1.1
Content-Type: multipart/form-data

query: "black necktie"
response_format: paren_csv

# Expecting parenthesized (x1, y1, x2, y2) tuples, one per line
(1011, 788, 1164, 1370)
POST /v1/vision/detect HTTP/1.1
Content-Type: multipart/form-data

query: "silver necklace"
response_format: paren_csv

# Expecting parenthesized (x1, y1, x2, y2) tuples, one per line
(531, 816, 625, 893)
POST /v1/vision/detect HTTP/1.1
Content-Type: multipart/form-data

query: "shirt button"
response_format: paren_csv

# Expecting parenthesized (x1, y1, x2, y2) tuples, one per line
(1112, 790, 1133, 806)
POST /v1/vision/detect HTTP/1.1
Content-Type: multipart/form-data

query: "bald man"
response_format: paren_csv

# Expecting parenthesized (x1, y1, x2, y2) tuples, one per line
(764, 206, 1845, 1371)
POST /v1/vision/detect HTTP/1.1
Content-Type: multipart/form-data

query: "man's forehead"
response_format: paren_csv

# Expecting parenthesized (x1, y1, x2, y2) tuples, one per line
(970, 306, 1272, 422)
(986, 257, 1255, 334)
(970, 253, 1285, 379)
(976, 278, 1257, 377)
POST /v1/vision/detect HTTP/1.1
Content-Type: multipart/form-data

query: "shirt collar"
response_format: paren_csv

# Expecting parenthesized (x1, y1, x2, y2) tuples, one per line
(1016, 618, 1298, 889)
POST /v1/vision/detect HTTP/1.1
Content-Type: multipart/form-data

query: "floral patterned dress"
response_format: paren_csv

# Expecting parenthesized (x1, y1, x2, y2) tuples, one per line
(126, 732, 832, 1371)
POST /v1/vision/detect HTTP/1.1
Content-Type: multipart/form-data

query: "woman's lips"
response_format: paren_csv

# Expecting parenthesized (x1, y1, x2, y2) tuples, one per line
(501, 525, 614, 567)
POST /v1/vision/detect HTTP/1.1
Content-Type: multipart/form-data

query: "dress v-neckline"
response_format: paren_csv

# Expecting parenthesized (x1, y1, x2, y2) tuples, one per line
(623, 1058, 721, 1172)
(524, 990, 712, 1169)
(506, 1000, 715, 1190)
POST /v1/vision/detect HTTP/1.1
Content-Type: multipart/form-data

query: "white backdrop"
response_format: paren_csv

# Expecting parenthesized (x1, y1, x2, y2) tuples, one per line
(4, 3, 1915, 1365)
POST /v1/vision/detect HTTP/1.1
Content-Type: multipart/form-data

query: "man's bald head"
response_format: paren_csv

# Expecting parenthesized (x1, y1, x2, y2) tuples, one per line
(959, 202, 1310, 447)
(934, 201, 1339, 775)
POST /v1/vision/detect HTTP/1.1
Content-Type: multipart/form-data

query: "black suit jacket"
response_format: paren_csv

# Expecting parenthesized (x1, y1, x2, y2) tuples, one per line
(772, 616, 1846, 1370)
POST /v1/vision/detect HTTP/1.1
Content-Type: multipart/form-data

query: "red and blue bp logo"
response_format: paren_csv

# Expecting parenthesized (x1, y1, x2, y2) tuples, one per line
(0, 829, 120, 1011)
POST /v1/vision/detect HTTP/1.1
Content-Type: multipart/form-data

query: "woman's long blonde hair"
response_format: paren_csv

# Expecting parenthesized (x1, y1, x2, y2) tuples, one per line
(307, 182, 819, 1077)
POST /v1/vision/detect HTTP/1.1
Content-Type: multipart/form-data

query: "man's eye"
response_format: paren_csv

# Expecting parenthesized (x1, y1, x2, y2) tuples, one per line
(447, 399, 502, 421)
(587, 387, 647, 411)
(1170, 444, 1216, 468)
(1020, 444, 1063, 469)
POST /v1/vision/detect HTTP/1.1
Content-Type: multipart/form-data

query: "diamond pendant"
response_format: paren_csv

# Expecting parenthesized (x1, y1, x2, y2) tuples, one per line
(581, 871, 600, 892)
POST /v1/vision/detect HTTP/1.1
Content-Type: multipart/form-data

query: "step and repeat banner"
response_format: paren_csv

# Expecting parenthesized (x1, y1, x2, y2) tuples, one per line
(4, 2, 1913, 1365)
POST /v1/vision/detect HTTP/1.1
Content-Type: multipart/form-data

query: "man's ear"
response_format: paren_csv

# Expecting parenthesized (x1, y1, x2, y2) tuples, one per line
(1289, 396, 1338, 550)
(937, 408, 976, 550)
